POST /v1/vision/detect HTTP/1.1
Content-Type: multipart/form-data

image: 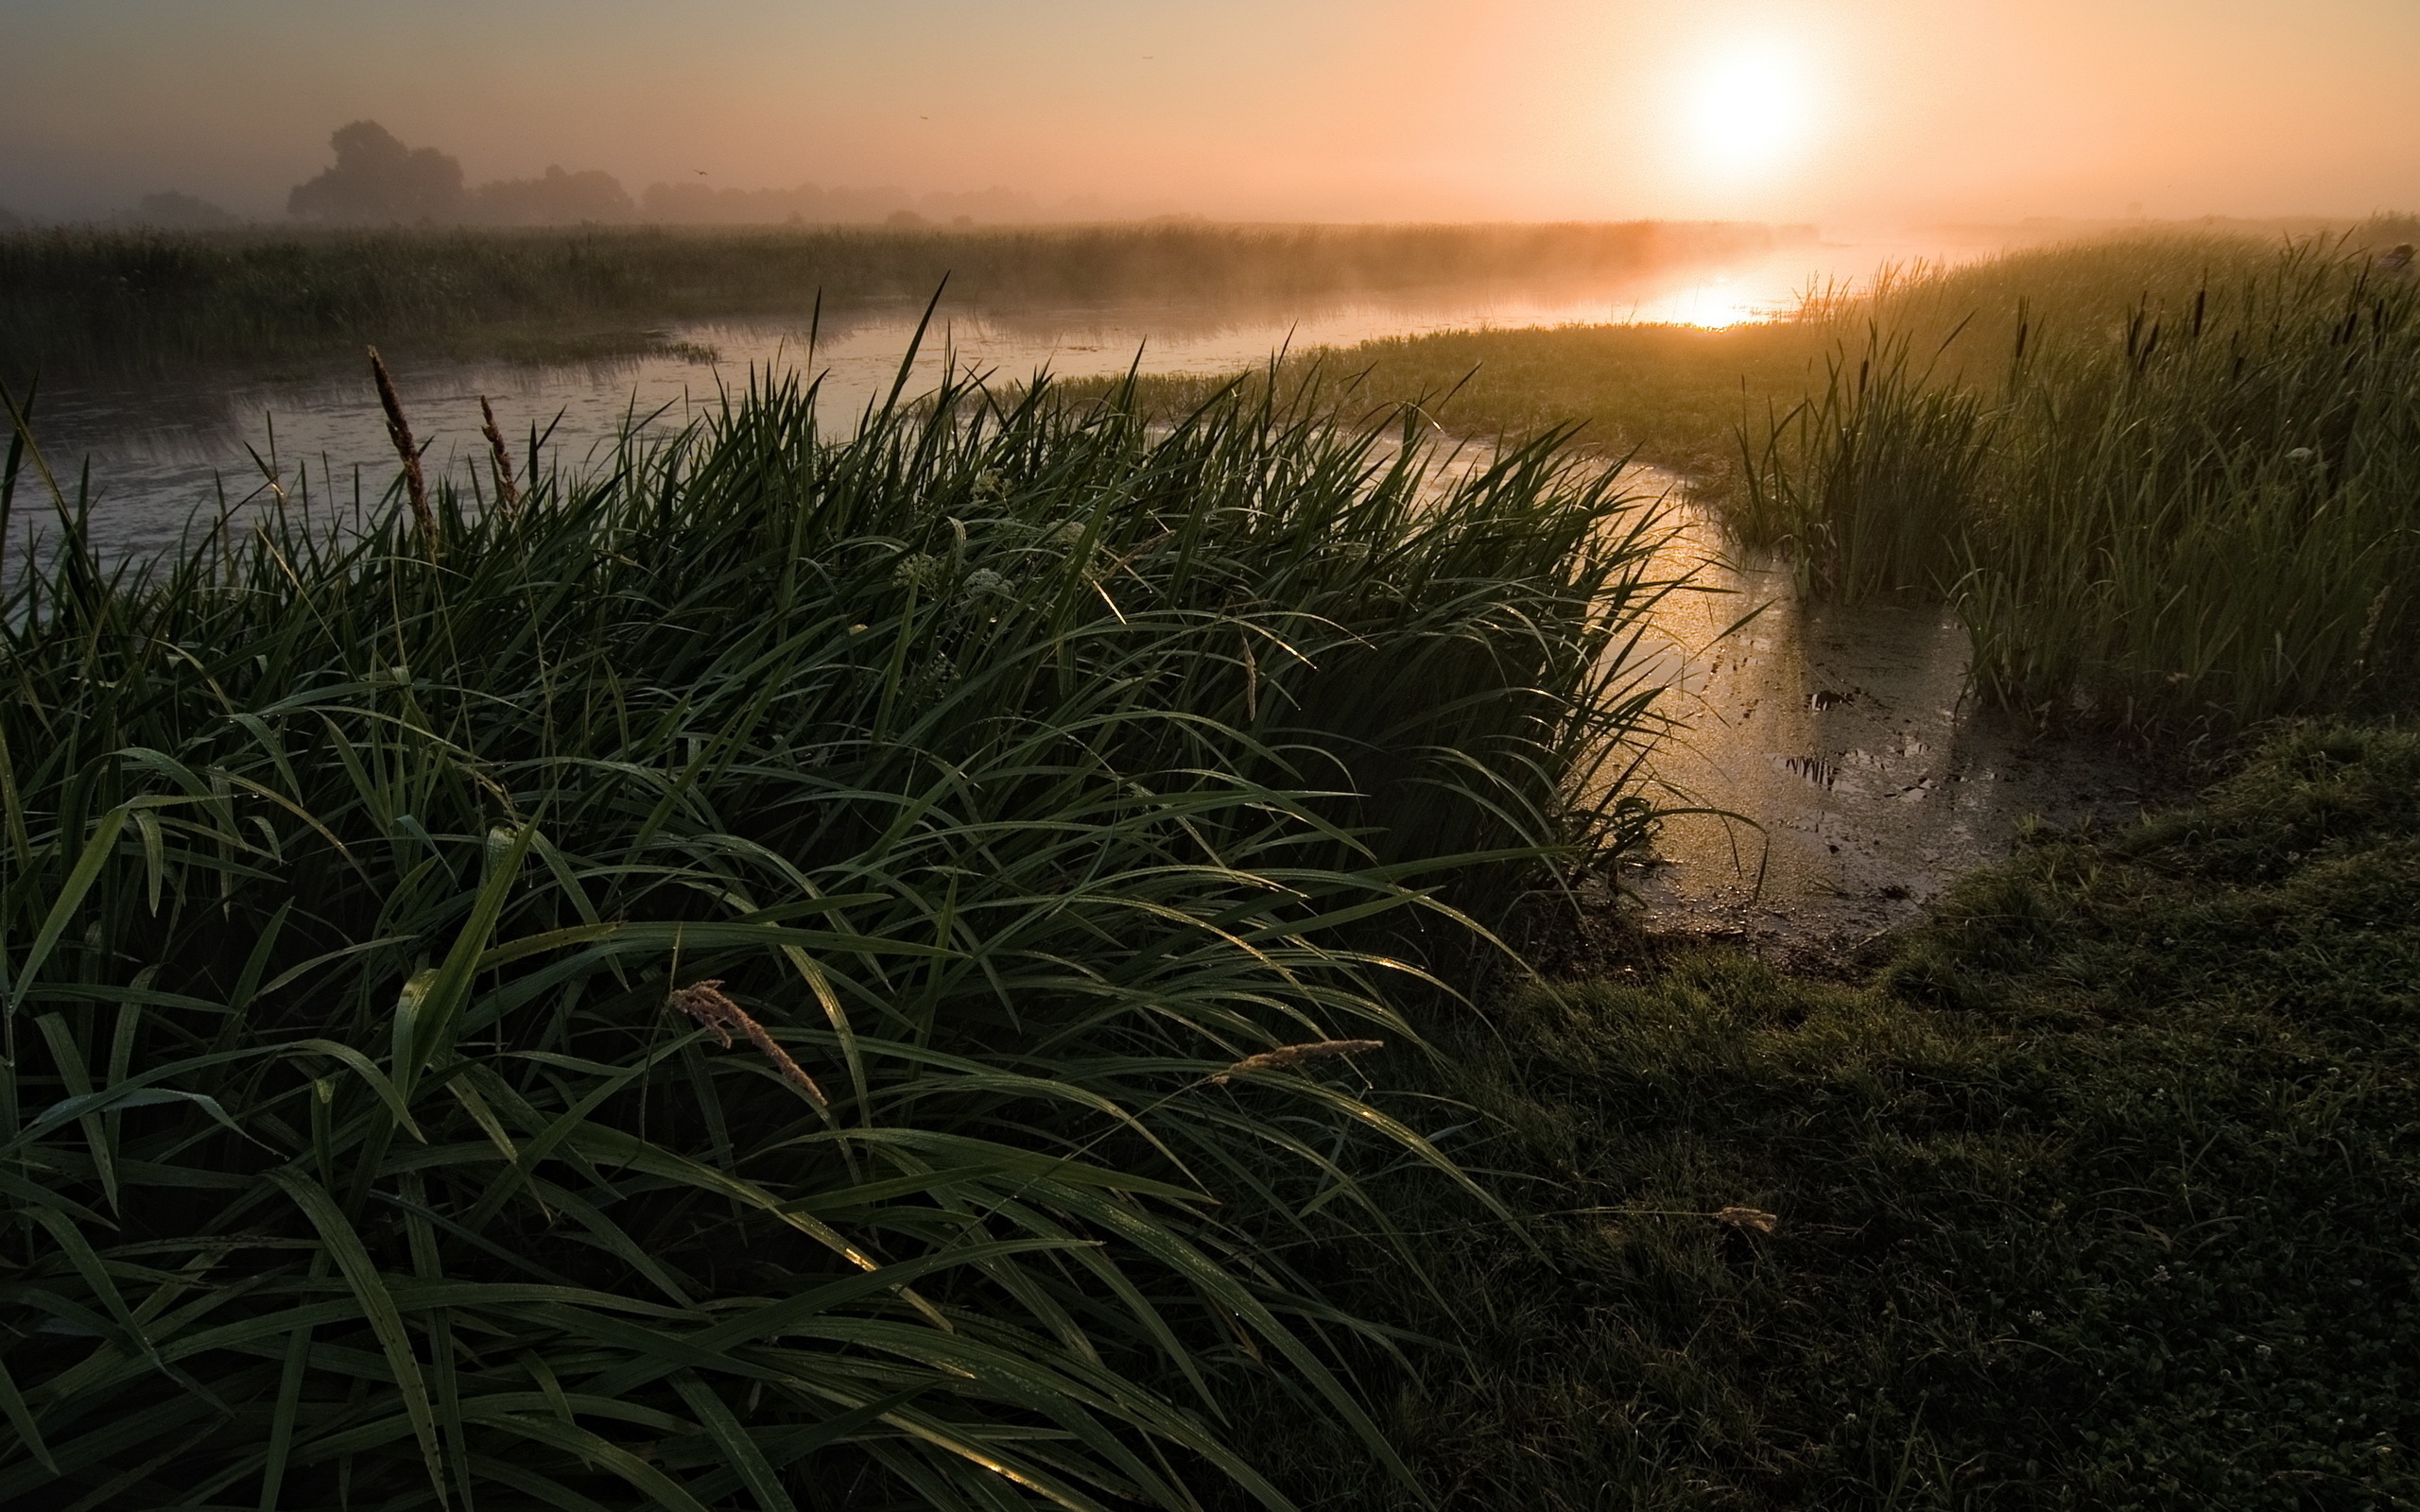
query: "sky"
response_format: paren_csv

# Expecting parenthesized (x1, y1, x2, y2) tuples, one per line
(3, 0, 2417, 227)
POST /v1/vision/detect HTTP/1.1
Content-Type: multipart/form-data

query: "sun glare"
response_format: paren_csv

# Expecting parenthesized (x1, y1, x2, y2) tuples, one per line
(1687, 45, 1810, 176)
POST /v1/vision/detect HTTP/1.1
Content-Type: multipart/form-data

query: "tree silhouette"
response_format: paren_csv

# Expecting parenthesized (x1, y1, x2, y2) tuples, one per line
(288, 121, 466, 224)
(471, 165, 633, 225)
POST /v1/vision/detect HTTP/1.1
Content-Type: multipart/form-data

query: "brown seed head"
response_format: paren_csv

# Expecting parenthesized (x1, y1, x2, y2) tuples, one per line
(666, 980, 826, 1104)
(478, 394, 522, 515)
(1712, 1206, 1779, 1234)
(1210, 1039, 1384, 1085)
(367, 346, 437, 557)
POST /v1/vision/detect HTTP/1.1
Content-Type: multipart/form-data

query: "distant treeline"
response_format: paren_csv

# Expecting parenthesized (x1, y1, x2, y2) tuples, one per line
(0, 219, 1810, 375)
(284, 120, 1081, 228)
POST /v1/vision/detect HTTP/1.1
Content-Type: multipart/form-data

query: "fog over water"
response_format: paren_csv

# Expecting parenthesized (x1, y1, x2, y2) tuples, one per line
(23, 232, 1978, 565)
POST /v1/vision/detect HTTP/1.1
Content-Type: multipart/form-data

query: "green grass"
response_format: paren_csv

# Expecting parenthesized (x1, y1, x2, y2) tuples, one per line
(1053, 319, 1831, 486)
(1742, 232, 2420, 732)
(0, 220, 1800, 378)
(0, 364, 1679, 1510)
(1211, 720, 2420, 1510)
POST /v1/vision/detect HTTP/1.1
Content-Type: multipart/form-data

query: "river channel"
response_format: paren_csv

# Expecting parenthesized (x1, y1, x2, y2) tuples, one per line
(9, 231, 2157, 937)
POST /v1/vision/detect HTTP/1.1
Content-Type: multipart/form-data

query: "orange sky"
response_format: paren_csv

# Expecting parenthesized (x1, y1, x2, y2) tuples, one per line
(3, 0, 2415, 224)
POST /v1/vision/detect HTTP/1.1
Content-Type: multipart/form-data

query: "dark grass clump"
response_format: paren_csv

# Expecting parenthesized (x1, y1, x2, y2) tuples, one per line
(0, 367, 1676, 1509)
(1214, 721, 2420, 1510)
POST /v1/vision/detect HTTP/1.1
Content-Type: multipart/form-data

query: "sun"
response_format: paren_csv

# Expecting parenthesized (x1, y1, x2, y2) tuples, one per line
(1687, 44, 1811, 176)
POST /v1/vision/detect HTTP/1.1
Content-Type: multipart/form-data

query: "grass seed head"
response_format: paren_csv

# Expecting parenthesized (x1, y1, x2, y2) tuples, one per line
(367, 345, 437, 556)
(478, 393, 521, 515)
(1211, 1039, 1384, 1085)
(666, 979, 826, 1103)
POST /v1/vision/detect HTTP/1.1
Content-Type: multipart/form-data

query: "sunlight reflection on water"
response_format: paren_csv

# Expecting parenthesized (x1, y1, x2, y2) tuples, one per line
(17, 233, 1995, 566)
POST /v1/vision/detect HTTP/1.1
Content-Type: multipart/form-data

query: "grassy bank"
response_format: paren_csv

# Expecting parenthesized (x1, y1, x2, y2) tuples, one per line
(1218, 719, 2420, 1510)
(1736, 232, 2420, 734)
(0, 370, 1675, 1509)
(1057, 319, 1832, 484)
(0, 219, 1801, 377)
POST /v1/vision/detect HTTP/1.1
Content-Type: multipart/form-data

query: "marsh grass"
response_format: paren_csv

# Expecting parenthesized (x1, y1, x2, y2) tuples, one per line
(1746, 233, 2420, 732)
(0, 220, 1798, 378)
(1731, 319, 1992, 598)
(0, 360, 1678, 1509)
(1057, 320, 1832, 485)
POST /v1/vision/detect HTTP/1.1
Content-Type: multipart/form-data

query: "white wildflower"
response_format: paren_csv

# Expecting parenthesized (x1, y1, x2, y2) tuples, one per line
(892, 553, 948, 592)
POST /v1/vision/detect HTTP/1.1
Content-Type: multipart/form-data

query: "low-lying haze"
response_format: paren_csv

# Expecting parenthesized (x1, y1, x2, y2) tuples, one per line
(3, 0, 2417, 226)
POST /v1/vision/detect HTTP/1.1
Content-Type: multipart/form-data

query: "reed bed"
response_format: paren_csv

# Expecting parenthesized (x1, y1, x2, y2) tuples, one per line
(0, 363, 1675, 1509)
(0, 220, 1798, 378)
(1742, 232, 2420, 731)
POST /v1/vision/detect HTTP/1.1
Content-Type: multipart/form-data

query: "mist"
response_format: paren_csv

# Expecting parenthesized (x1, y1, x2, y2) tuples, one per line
(5, 0, 2418, 229)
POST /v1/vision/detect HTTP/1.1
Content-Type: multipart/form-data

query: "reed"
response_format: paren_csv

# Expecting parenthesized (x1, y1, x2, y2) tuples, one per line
(0, 357, 1675, 1510)
(476, 393, 521, 515)
(366, 345, 436, 553)
(1740, 232, 2420, 731)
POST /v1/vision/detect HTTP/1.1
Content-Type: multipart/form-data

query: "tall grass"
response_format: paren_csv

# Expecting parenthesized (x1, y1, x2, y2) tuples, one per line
(0, 362, 1674, 1509)
(1738, 232, 2420, 731)
(1731, 318, 1992, 598)
(0, 220, 1802, 377)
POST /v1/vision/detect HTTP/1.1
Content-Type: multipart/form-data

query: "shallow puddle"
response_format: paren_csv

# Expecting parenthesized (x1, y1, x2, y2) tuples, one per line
(1616, 485, 2166, 945)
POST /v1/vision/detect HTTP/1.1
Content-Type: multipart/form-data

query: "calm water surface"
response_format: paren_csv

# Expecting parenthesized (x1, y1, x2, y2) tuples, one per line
(1613, 487, 2161, 944)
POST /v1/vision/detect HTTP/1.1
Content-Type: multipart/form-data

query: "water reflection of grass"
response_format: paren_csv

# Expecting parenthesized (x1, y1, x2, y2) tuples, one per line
(0, 219, 1797, 377)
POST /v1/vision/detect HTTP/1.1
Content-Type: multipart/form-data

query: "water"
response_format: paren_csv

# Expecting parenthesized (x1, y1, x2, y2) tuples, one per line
(14, 232, 1980, 565)
(13, 229, 2147, 938)
(1616, 489, 2163, 947)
